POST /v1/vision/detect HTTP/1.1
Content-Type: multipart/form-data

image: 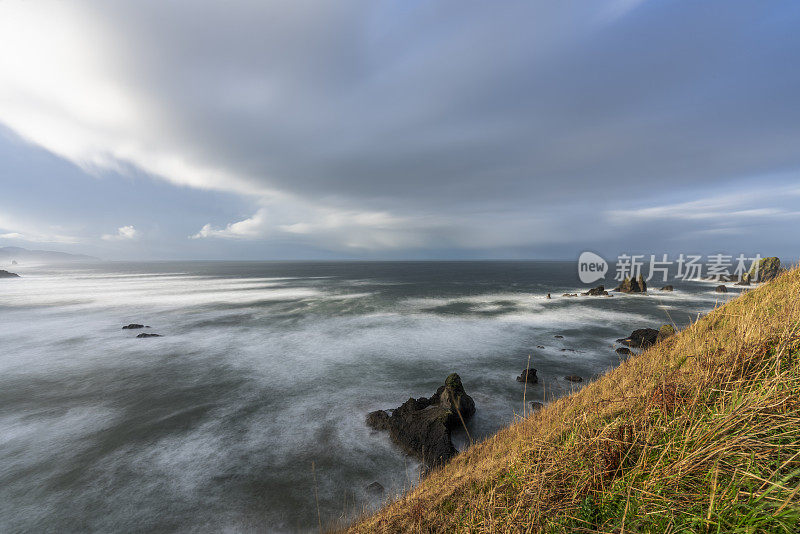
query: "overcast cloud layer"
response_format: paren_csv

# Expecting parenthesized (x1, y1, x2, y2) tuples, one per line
(1, 0, 799, 259)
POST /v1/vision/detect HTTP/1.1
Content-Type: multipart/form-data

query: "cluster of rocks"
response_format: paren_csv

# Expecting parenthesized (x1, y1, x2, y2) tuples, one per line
(615, 274, 647, 293)
(582, 285, 611, 297)
(0, 270, 20, 278)
(121, 323, 162, 338)
(366, 373, 476, 466)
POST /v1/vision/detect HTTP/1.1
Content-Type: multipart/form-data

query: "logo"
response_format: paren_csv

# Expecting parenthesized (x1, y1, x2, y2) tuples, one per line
(578, 251, 608, 284)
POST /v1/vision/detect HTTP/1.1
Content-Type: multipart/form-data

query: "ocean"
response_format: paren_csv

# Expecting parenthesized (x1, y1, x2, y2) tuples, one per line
(0, 261, 740, 532)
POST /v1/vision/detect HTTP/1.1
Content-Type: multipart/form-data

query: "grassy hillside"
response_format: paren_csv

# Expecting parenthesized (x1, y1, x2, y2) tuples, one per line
(347, 268, 800, 533)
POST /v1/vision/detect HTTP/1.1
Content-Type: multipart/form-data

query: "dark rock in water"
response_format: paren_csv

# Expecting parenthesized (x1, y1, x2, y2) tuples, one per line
(0, 270, 20, 278)
(365, 373, 475, 466)
(615, 274, 647, 293)
(136, 333, 162, 338)
(365, 481, 385, 495)
(561, 293, 578, 297)
(122, 324, 146, 330)
(11, 260, 18, 265)
(715, 285, 727, 293)
(616, 347, 632, 356)
(617, 328, 660, 349)
(660, 285, 674, 292)
(516, 368, 538, 383)
(529, 401, 544, 411)
(537, 345, 545, 349)
(582, 285, 609, 296)
(564, 375, 583, 382)
(554, 335, 564, 339)
(546, 293, 551, 299)
(750, 257, 782, 282)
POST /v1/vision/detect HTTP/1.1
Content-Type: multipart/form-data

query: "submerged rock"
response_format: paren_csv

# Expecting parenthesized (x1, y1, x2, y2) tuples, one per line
(564, 375, 583, 382)
(516, 368, 538, 383)
(122, 324, 146, 330)
(715, 285, 727, 293)
(660, 285, 674, 292)
(0, 270, 20, 278)
(136, 333, 162, 338)
(365, 481, 385, 495)
(554, 335, 564, 339)
(366, 373, 475, 466)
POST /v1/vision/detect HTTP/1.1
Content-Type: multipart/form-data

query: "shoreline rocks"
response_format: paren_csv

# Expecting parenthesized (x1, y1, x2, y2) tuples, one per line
(366, 373, 475, 466)
(0, 270, 20, 278)
(136, 333, 162, 338)
(617, 324, 676, 349)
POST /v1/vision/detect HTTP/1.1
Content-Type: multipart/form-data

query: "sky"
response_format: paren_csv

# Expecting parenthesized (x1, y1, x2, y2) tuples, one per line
(1, 0, 799, 261)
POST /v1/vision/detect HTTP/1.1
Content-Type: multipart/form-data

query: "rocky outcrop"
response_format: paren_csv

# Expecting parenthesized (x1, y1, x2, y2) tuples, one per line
(136, 333, 162, 338)
(582, 285, 610, 296)
(366, 373, 476, 466)
(660, 285, 674, 291)
(617, 328, 659, 348)
(0, 270, 20, 278)
(122, 324, 147, 330)
(617, 325, 675, 348)
(554, 335, 564, 339)
(615, 274, 647, 293)
(616, 347, 632, 356)
(564, 375, 583, 382)
(715, 285, 727, 293)
(561, 293, 578, 297)
(516, 368, 538, 383)
(735, 273, 751, 286)
(750, 257, 782, 282)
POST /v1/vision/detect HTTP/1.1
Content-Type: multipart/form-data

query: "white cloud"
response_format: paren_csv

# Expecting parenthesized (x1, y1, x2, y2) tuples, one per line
(102, 225, 138, 241)
(0, 213, 80, 244)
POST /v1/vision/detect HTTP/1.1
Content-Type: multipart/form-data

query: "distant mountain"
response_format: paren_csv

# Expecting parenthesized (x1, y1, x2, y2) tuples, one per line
(0, 246, 100, 263)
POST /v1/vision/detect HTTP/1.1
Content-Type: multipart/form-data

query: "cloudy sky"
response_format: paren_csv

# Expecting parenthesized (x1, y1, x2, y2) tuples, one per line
(1, 0, 799, 260)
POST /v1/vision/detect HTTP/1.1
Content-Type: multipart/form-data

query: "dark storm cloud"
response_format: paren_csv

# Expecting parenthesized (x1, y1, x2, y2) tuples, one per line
(1, 0, 799, 256)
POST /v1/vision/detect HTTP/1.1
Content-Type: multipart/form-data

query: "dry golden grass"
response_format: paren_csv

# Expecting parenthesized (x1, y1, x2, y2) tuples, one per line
(344, 267, 800, 533)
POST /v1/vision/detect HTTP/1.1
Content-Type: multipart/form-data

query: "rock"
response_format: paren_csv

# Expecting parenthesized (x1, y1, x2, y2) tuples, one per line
(365, 373, 476, 466)
(660, 285, 674, 291)
(750, 257, 782, 282)
(554, 335, 564, 339)
(516, 368, 538, 383)
(564, 375, 583, 382)
(0, 270, 20, 278)
(715, 285, 727, 293)
(365, 481, 385, 495)
(529, 401, 545, 411)
(561, 293, 578, 297)
(617, 328, 660, 349)
(615, 274, 647, 293)
(616, 347, 632, 356)
(136, 333, 162, 338)
(546, 293, 551, 299)
(536, 345, 545, 349)
(122, 324, 146, 330)
(11, 260, 18, 265)
(581, 285, 609, 296)
(735, 273, 751, 286)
